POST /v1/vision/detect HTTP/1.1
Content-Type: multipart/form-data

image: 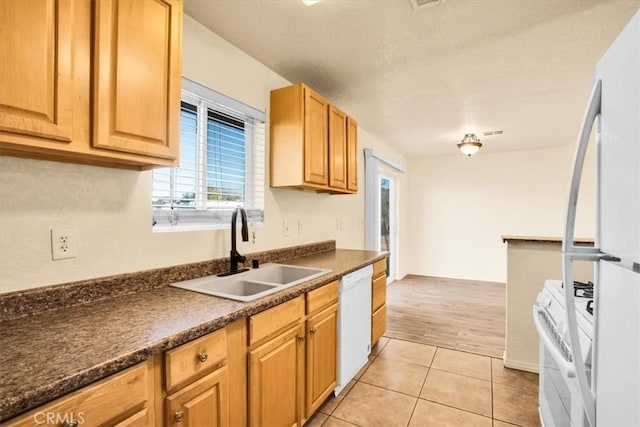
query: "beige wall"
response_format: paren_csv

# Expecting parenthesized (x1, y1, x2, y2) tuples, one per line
(504, 240, 593, 372)
(407, 144, 596, 283)
(0, 15, 408, 293)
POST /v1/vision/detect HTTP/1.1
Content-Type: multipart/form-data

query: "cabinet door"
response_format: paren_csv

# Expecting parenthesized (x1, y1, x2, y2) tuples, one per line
(372, 304, 387, 346)
(328, 106, 347, 190)
(346, 116, 358, 192)
(166, 367, 229, 427)
(306, 304, 338, 417)
(0, 0, 73, 143)
(93, 0, 181, 160)
(249, 323, 305, 427)
(303, 87, 329, 186)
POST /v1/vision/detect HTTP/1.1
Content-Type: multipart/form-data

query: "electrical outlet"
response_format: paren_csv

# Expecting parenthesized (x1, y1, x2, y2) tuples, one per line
(336, 217, 344, 231)
(282, 220, 290, 237)
(51, 228, 77, 260)
(298, 220, 304, 235)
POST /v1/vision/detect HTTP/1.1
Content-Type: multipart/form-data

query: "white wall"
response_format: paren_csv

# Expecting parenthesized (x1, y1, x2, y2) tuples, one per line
(0, 15, 408, 293)
(407, 144, 596, 283)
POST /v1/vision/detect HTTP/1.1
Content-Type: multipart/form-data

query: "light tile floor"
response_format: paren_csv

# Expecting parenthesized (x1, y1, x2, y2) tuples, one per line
(309, 337, 541, 427)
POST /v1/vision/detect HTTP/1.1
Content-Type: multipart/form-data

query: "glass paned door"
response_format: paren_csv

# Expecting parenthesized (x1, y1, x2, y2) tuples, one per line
(378, 174, 395, 280)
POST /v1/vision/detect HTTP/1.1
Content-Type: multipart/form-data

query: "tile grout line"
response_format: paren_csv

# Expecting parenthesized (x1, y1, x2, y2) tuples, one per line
(491, 355, 495, 424)
(405, 345, 435, 427)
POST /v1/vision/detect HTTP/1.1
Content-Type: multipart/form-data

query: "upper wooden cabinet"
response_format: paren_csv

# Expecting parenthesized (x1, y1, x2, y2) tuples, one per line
(304, 87, 330, 186)
(0, 0, 182, 170)
(328, 105, 347, 190)
(346, 117, 358, 192)
(0, 0, 74, 143)
(93, 0, 181, 160)
(270, 83, 358, 194)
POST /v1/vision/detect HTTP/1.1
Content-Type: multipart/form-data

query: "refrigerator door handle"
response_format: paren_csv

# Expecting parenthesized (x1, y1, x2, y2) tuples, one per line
(563, 79, 601, 254)
(562, 78, 601, 426)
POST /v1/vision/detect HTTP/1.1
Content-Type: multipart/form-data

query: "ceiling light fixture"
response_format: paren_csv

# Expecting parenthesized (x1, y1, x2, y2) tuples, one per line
(457, 133, 482, 157)
(302, 0, 321, 5)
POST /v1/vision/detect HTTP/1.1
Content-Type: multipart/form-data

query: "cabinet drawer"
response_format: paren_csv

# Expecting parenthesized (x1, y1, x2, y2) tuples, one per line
(372, 304, 387, 346)
(306, 280, 339, 314)
(372, 274, 386, 312)
(3, 362, 149, 427)
(249, 295, 305, 346)
(165, 328, 227, 392)
(112, 407, 150, 427)
(373, 259, 387, 278)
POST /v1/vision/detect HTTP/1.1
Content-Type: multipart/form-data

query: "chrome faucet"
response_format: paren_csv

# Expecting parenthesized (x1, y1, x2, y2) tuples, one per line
(219, 207, 250, 276)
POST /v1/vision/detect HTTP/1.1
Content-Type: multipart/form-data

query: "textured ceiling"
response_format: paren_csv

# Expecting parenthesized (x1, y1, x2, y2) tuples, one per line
(184, 0, 640, 156)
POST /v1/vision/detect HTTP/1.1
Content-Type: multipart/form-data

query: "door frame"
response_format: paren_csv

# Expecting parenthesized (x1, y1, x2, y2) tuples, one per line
(364, 149, 405, 283)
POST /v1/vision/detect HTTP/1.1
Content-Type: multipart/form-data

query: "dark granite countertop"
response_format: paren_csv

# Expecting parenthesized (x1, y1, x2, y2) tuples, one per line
(0, 248, 387, 421)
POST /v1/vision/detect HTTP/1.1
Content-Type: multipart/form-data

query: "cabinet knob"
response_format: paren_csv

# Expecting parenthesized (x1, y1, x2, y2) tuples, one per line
(197, 352, 208, 363)
(297, 335, 305, 341)
(309, 327, 316, 334)
(174, 411, 185, 422)
(62, 421, 79, 427)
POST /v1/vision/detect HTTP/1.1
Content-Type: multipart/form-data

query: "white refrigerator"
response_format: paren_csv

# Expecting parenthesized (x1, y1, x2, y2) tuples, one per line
(562, 9, 640, 427)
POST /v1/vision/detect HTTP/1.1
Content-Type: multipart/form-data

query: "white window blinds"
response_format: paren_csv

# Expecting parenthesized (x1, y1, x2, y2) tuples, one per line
(152, 78, 265, 230)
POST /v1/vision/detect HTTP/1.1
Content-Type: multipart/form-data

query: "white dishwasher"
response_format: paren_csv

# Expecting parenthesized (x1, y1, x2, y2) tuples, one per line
(335, 264, 373, 395)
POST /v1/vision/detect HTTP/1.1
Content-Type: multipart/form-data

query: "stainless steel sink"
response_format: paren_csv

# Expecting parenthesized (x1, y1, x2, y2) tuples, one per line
(169, 263, 331, 302)
(245, 264, 328, 285)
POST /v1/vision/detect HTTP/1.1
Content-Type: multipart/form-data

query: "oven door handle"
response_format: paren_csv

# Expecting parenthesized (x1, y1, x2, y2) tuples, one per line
(533, 305, 576, 378)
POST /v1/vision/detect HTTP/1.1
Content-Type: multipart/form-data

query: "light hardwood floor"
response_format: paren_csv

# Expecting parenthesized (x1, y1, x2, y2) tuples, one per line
(385, 275, 506, 358)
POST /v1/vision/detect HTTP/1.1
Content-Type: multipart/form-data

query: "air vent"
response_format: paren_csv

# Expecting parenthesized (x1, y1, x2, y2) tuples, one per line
(409, 0, 440, 10)
(483, 130, 504, 136)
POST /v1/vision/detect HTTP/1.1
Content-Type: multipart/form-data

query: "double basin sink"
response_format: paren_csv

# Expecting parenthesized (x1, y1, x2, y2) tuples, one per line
(170, 263, 332, 302)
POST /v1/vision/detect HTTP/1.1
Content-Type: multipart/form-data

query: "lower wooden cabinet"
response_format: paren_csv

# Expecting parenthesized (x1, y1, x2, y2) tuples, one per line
(371, 259, 388, 346)
(165, 366, 229, 427)
(306, 303, 338, 417)
(3, 273, 381, 427)
(249, 322, 305, 427)
(372, 304, 387, 346)
(2, 361, 153, 427)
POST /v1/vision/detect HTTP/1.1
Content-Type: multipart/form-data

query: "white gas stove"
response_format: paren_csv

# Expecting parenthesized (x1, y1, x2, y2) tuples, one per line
(534, 280, 595, 426)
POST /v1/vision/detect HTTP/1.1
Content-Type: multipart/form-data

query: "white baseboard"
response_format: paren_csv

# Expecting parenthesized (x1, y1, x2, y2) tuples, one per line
(503, 358, 539, 374)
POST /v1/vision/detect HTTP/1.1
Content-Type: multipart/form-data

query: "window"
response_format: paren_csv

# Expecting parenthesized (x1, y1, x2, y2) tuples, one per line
(152, 78, 265, 231)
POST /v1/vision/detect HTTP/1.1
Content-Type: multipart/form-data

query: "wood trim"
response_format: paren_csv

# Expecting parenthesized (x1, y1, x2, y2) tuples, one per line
(226, 318, 248, 427)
